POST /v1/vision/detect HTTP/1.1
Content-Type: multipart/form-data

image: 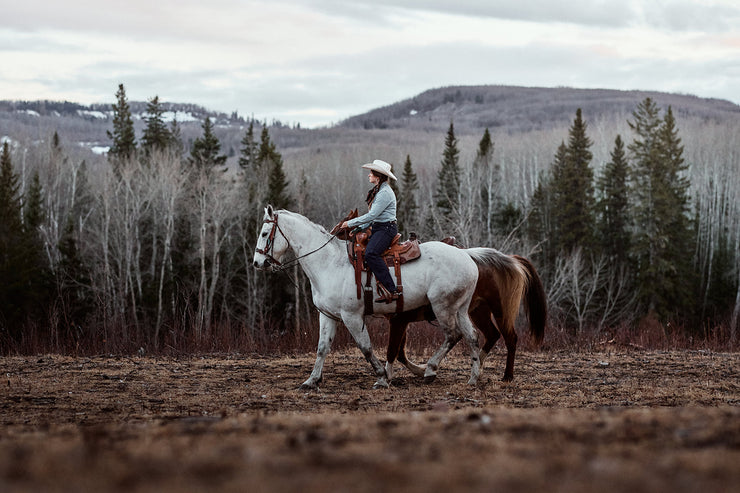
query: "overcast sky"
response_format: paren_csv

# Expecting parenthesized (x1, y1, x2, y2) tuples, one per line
(2, 0, 738, 127)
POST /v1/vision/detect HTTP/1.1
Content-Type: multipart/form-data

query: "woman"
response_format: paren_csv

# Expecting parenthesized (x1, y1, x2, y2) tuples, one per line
(341, 159, 400, 303)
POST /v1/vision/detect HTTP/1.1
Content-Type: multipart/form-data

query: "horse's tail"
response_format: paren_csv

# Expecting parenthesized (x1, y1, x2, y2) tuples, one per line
(513, 255, 547, 345)
(465, 247, 528, 336)
(465, 248, 547, 346)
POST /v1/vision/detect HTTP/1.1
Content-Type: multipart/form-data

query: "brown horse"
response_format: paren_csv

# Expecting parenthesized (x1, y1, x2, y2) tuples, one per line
(384, 248, 547, 383)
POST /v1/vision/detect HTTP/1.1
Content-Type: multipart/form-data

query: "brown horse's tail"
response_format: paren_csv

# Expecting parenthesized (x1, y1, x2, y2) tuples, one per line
(513, 255, 547, 345)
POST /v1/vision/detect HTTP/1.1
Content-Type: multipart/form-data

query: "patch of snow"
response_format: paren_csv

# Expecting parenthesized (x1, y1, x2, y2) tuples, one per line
(77, 110, 109, 119)
(19, 109, 40, 117)
(162, 111, 199, 123)
(91, 146, 110, 155)
(78, 142, 109, 155)
(409, 109, 418, 116)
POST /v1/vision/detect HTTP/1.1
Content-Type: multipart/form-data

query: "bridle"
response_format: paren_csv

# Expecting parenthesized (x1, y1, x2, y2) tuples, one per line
(255, 212, 338, 271)
(255, 215, 285, 267)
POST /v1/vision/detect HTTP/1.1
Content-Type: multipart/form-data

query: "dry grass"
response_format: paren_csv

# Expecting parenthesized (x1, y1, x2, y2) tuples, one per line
(1, 347, 738, 492)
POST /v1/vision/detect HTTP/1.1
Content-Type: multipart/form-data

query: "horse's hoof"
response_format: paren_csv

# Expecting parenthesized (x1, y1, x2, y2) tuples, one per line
(299, 382, 318, 391)
(422, 374, 436, 384)
(467, 378, 479, 386)
(501, 374, 513, 382)
(372, 379, 390, 389)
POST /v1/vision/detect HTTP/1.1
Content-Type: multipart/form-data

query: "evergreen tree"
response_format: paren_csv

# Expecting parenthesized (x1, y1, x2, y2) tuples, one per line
(189, 117, 227, 170)
(23, 172, 44, 231)
(0, 142, 21, 233)
(259, 127, 293, 210)
(596, 135, 631, 264)
(57, 216, 93, 329)
(107, 83, 137, 168)
(527, 170, 555, 273)
(475, 128, 494, 169)
(628, 98, 694, 318)
(238, 122, 258, 171)
(141, 95, 171, 154)
(474, 128, 501, 241)
(435, 122, 461, 219)
(551, 108, 594, 253)
(0, 143, 50, 339)
(168, 117, 184, 156)
(397, 155, 419, 236)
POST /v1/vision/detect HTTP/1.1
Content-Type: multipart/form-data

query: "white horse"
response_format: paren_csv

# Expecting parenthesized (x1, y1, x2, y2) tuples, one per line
(252, 206, 481, 389)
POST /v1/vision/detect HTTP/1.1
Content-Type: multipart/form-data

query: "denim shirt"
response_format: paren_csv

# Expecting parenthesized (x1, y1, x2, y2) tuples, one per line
(347, 182, 397, 230)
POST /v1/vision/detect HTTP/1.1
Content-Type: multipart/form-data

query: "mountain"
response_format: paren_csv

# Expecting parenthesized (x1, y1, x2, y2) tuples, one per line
(339, 85, 740, 134)
(2, 85, 738, 157)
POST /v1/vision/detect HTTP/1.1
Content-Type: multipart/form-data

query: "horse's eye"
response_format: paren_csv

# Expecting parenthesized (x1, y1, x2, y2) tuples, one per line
(261, 232, 268, 237)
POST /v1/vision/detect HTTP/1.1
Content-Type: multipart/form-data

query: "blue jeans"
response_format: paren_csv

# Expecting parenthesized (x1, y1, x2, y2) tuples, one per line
(365, 222, 398, 293)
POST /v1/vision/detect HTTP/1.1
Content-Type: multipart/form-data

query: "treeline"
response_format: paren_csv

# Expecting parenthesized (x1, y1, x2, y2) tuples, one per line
(0, 84, 738, 354)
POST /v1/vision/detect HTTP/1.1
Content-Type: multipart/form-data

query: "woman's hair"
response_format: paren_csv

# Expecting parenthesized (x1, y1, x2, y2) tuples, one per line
(372, 170, 389, 184)
(365, 171, 388, 206)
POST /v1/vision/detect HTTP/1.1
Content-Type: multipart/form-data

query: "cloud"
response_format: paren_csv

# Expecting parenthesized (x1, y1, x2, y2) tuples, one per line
(1, 1, 738, 128)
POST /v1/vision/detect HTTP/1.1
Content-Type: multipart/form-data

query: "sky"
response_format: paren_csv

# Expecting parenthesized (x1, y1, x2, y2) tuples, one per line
(1, 0, 739, 128)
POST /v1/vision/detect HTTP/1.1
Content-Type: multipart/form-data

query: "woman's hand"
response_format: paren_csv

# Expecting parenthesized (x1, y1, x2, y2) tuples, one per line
(341, 221, 349, 229)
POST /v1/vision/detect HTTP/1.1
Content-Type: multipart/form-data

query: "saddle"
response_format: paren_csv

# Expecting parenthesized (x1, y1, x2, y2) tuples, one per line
(330, 210, 421, 314)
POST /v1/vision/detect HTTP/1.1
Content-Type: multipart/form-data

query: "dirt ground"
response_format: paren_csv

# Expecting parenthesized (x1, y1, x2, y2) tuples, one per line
(1, 345, 738, 493)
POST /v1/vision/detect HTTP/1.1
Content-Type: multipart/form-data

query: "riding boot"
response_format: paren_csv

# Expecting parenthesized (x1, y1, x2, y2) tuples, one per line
(375, 283, 400, 303)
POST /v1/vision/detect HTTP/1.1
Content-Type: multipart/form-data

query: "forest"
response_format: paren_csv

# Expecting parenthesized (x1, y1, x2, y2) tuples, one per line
(1, 84, 738, 354)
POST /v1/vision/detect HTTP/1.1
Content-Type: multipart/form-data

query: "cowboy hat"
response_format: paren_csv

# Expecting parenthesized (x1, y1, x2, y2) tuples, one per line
(361, 159, 397, 180)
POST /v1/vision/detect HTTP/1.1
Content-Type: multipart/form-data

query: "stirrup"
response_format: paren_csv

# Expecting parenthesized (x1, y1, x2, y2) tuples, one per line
(375, 285, 399, 304)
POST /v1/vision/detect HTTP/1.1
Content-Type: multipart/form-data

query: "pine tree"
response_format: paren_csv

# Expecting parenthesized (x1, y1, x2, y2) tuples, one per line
(189, 117, 227, 170)
(628, 98, 694, 318)
(168, 117, 184, 156)
(0, 142, 21, 232)
(475, 128, 493, 169)
(238, 122, 258, 171)
(141, 95, 171, 154)
(397, 155, 419, 236)
(435, 122, 461, 219)
(23, 171, 44, 231)
(260, 127, 293, 210)
(527, 169, 555, 273)
(474, 128, 501, 241)
(596, 135, 631, 264)
(658, 106, 695, 314)
(551, 108, 595, 253)
(0, 142, 47, 339)
(107, 83, 137, 168)
(57, 216, 93, 328)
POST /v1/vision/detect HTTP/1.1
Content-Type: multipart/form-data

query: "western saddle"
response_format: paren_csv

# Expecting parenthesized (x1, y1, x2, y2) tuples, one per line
(330, 209, 421, 314)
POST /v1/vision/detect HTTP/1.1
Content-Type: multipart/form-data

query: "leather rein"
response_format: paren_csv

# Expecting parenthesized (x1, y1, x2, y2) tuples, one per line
(256, 213, 337, 271)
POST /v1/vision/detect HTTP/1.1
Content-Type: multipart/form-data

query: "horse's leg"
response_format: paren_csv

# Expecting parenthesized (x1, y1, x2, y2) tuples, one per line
(422, 330, 462, 383)
(344, 314, 389, 389)
(387, 310, 426, 381)
(499, 315, 518, 382)
(470, 302, 499, 371)
(454, 309, 482, 385)
(300, 313, 337, 390)
(396, 328, 427, 377)
(489, 282, 519, 382)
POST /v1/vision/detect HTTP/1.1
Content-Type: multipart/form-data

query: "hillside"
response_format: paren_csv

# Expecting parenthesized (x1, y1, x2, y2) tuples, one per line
(339, 85, 740, 134)
(2, 85, 739, 157)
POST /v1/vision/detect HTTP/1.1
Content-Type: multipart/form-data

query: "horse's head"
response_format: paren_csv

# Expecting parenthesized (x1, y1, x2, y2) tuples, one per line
(253, 205, 290, 270)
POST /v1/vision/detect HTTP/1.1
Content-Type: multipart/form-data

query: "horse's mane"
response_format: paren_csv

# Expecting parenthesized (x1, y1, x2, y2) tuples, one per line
(275, 210, 331, 235)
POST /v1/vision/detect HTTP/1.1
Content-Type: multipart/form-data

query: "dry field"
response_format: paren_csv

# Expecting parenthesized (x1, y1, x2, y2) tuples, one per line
(1, 345, 738, 493)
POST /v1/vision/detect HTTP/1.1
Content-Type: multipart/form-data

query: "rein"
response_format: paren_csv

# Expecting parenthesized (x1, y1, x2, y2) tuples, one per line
(257, 212, 338, 272)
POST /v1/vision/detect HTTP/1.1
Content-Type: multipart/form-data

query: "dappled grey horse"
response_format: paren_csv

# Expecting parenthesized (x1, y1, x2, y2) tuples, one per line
(252, 206, 480, 389)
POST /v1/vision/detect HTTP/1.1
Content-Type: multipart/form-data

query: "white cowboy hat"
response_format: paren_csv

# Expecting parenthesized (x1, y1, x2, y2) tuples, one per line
(361, 159, 397, 181)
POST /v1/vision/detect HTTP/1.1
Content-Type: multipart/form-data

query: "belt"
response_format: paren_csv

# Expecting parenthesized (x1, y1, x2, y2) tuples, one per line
(372, 221, 397, 226)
